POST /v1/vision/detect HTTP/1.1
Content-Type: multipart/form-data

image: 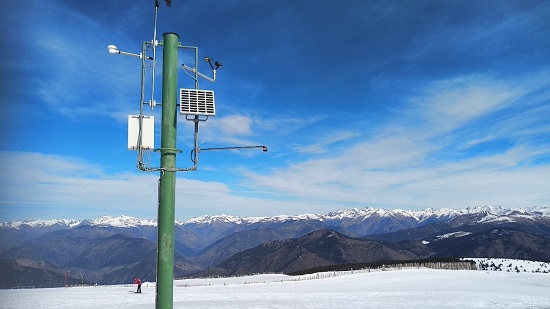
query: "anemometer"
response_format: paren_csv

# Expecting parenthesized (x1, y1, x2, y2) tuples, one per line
(106, 1, 266, 308)
(108, 1, 266, 173)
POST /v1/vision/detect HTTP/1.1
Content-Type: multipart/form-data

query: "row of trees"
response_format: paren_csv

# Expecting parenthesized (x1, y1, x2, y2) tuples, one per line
(288, 257, 476, 276)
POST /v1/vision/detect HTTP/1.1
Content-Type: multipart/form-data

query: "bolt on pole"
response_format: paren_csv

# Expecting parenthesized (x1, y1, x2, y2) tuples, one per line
(156, 32, 179, 309)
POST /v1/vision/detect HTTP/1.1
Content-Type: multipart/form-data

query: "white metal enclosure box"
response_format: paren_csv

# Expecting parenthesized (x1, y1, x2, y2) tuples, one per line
(128, 115, 155, 150)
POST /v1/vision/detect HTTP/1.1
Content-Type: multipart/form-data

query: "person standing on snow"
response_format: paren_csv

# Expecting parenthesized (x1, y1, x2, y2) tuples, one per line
(133, 278, 142, 293)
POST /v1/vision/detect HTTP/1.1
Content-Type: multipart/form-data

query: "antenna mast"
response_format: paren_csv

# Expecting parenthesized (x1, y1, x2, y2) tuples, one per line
(150, 0, 159, 110)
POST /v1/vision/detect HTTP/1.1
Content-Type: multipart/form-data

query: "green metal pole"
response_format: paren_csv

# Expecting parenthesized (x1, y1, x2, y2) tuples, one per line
(156, 32, 179, 309)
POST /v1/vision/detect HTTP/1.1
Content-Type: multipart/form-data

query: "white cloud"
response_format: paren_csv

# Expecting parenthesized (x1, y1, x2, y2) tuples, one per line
(407, 75, 521, 133)
(183, 114, 257, 147)
(212, 115, 253, 136)
(240, 74, 550, 209)
(4, 2, 549, 222)
(15, 1, 144, 121)
(295, 131, 359, 154)
(0, 151, 328, 221)
(4, 71, 548, 222)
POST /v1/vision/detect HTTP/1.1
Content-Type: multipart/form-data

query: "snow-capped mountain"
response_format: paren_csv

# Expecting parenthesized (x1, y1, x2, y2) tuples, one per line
(183, 205, 549, 226)
(1, 206, 549, 288)
(0, 218, 81, 229)
(0, 216, 158, 229)
(3, 205, 547, 263)
(2, 205, 549, 230)
(90, 215, 157, 228)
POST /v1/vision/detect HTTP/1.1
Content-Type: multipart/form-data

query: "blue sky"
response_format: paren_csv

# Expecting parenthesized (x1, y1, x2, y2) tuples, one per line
(1, 0, 549, 221)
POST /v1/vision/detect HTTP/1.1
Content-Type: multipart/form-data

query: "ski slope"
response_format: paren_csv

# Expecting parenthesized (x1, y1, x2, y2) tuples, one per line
(2, 268, 549, 308)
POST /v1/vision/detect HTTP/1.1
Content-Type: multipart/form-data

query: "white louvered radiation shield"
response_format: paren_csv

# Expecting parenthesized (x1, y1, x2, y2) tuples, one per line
(179, 89, 215, 116)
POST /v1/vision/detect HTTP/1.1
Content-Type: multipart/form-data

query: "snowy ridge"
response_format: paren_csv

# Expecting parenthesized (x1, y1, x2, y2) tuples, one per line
(182, 205, 550, 226)
(183, 207, 460, 225)
(0, 219, 81, 229)
(1, 205, 548, 229)
(183, 214, 271, 225)
(183, 213, 323, 225)
(436, 231, 472, 239)
(90, 215, 157, 228)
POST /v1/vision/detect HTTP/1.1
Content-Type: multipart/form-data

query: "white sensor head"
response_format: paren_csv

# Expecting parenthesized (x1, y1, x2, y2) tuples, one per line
(108, 45, 118, 54)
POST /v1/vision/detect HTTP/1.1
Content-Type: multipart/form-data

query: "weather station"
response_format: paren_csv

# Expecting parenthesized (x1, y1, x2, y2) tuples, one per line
(107, 1, 266, 308)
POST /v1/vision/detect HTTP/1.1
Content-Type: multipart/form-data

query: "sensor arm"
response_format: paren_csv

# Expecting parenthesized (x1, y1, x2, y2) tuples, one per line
(182, 64, 217, 82)
(199, 145, 268, 152)
(108, 45, 153, 60)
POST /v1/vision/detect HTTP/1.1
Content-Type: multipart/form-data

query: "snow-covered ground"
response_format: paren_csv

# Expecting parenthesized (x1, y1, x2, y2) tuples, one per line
(2, 268, 549, 308)
(466, 257, 550, 273)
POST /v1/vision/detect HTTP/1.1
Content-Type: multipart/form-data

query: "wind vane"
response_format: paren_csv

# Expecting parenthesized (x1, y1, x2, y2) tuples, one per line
(106, 1, 266, 308)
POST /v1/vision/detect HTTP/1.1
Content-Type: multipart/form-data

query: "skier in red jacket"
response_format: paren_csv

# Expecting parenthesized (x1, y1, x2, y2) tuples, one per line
(133, 278, 142, 293)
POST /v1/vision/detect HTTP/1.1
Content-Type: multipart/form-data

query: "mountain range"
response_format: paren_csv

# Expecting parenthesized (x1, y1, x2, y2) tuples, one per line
(1, 206, 549, 288)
